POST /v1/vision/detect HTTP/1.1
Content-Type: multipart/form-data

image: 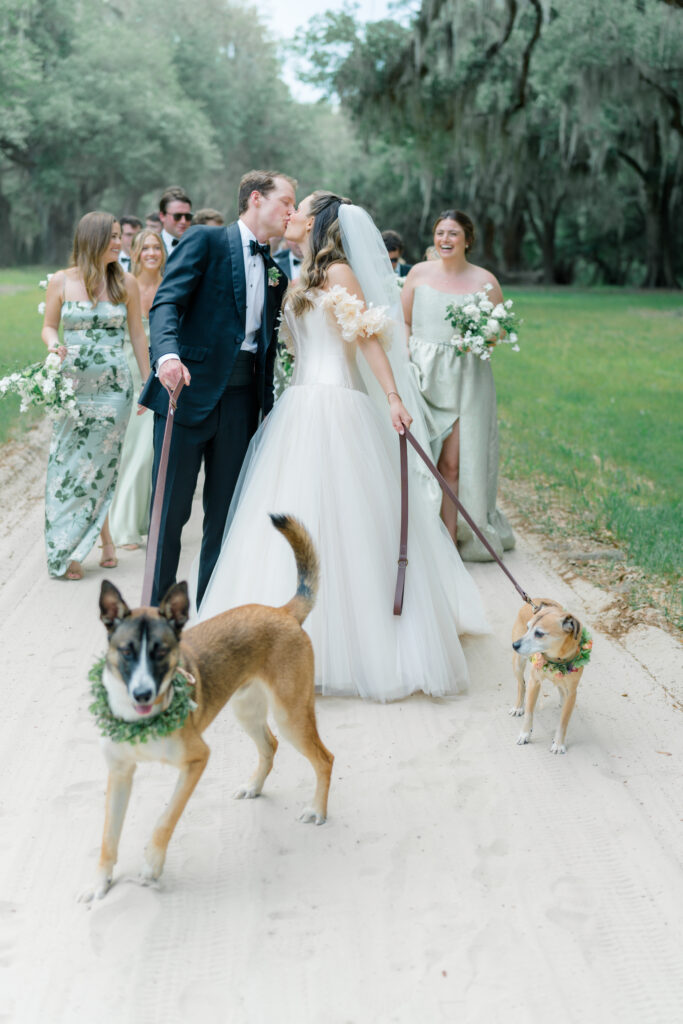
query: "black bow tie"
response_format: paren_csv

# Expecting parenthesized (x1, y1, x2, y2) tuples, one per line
(249, 239, 270, 258)
(171, 238, 179, 247)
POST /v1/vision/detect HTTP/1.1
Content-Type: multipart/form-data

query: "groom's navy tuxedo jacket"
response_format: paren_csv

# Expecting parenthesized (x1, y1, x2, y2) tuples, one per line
(140, 222, 288, 427)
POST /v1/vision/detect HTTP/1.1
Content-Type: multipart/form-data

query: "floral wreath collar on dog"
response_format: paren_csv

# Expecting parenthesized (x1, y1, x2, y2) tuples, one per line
(88, 656, 197, 744)
(530, 628, 593, 676)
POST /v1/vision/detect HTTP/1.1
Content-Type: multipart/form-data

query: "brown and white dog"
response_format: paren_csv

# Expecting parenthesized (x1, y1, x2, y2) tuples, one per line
(79, 514, 333, 901)
(510, 598, 589, 754)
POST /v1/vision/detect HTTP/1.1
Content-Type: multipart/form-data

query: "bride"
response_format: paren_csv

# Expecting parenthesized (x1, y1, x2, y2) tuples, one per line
(196, 192, 488, 701)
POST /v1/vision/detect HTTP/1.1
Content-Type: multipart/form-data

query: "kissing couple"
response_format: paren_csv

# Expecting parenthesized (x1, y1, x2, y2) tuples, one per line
(141, 170, 488, 703)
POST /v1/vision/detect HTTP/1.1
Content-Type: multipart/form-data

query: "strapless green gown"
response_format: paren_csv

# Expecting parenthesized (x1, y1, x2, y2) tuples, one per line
(409, 285, 514, 562)
(44, 301, 132, 576)
(108, 317, 154, 546)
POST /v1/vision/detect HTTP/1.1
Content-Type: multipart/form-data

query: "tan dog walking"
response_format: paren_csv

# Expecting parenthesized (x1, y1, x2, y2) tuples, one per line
(80, 514, 333, 902)
(510, 598, 592, 754)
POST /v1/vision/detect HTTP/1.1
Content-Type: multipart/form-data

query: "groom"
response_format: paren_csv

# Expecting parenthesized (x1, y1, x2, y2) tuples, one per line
(140, 169, 296, 606)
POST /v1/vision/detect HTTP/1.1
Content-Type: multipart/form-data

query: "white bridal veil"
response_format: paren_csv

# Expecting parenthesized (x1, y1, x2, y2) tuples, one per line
(338, 204, 440, 506)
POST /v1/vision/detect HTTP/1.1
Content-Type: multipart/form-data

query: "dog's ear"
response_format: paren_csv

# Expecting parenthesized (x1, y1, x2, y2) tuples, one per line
(159, 582, 190, 637)
(100, 581, 131, 633)
(562, 615, 581, 640)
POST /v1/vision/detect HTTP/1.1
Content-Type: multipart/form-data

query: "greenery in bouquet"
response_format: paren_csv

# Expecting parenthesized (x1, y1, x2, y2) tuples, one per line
(445, 284, 520, 360)
(0, 353, 79, 421)
(273, 342, 294, 401)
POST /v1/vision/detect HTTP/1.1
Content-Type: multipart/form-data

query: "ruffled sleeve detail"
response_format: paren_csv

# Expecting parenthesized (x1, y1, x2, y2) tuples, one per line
(320, 285, 392, 350)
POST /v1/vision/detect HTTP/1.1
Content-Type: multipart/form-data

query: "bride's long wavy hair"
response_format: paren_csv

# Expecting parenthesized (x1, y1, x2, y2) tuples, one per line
(287, 191, 352, 317)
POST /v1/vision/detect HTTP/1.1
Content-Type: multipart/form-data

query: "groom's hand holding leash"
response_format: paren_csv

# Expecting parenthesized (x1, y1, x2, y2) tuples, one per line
(158, 357, 191, 393)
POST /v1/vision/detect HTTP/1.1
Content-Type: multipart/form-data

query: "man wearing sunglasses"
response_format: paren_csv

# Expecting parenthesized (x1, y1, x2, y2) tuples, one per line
(158, 186, 193, 255)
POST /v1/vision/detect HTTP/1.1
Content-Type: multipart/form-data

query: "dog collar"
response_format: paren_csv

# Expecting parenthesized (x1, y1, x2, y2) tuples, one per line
(531, 628, 593, 675)
(88, 656, 197, 744)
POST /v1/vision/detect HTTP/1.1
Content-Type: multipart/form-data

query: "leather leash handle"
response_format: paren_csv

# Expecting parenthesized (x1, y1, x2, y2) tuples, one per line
(393, 430, 409, 614)
(141, 380, 185, 607)
(394, 428, 536, 614)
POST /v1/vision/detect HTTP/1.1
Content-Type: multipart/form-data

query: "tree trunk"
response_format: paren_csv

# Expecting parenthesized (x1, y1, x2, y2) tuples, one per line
(0, 191, 16, 267)
(642, 174, 679, 288)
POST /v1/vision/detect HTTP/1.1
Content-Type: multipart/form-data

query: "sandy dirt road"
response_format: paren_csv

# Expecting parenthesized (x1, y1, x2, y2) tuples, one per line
(0, 424, 681, 1024)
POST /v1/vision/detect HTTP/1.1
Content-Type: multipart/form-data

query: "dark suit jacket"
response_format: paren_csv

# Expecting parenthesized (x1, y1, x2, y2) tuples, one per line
(140, 222, 288, 426)
(272, 248, 303, 281)
(398, 262, 412, 278)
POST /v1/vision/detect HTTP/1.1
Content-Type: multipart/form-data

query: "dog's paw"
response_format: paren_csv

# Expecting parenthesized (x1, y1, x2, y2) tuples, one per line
(77, 876, 112, 903)
(509, 706, 524, 717)
(233, 783, 262, 800)
(516, 731, 531, 746)
(298, 806, 326, 826)
(141, 845, 165, 884)
(550, 741, 567, 755)
(137, 864, 163, 889)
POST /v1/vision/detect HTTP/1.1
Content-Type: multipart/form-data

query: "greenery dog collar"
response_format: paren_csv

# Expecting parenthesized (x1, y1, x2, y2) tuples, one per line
(530, 628, 593, 676)
(88, 656, 197, 744)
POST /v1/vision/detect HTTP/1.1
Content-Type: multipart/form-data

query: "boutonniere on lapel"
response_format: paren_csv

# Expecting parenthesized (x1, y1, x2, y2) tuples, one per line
(267, 267, 282, 288)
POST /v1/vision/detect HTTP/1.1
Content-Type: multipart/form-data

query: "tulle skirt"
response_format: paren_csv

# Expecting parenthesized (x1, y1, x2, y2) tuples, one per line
(196, 383, 489, 702)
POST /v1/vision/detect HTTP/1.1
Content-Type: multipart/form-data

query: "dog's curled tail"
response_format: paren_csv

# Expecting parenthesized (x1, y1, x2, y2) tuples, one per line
(269, 513, 319, 625)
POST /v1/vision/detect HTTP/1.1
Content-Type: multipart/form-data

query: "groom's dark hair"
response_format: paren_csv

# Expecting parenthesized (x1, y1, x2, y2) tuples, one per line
(238, 170, 297, 214)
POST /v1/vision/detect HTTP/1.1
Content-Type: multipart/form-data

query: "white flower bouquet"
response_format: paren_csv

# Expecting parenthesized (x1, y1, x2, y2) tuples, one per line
(0, 352, 80, 420)
(445, 284, 520, 361)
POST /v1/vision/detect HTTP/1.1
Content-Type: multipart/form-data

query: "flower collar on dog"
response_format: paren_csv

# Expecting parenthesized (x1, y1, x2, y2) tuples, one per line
(530, 628, 593, 676)
(88, 656, 197, 744)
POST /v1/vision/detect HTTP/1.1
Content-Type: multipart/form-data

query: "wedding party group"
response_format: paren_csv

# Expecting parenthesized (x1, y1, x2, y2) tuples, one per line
(34, 169, 519, 702)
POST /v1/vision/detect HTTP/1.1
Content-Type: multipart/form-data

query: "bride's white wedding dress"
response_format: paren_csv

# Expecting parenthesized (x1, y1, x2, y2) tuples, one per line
(197, 285, 488, 701)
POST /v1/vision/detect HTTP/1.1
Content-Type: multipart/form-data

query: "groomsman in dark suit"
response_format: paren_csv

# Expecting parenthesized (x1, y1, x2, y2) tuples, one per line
(272, 239, 304, 280)
(382, 230, 412, 277)
(140, 170, 296, 605)
(158, 186, 193, 256)
(118, 216, 142, 271)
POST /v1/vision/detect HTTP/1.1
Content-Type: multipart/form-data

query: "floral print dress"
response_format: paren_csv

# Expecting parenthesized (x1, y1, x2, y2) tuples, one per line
(45, 301, 132, 576)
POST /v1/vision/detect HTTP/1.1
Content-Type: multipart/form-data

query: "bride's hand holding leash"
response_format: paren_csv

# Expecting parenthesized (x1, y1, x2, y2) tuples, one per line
(387, 391, 412, 435)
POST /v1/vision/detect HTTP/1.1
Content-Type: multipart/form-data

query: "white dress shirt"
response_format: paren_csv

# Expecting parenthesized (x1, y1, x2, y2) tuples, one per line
(161, 228, 179, 256)
(118, 252, 131, 271)
(237, 218, 265, 354)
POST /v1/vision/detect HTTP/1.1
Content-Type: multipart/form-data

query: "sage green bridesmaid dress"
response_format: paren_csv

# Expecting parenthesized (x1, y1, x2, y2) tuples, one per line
(44, 301, 132, 576)
(409, 285, 514, 562)
(108, 316, 154, 546)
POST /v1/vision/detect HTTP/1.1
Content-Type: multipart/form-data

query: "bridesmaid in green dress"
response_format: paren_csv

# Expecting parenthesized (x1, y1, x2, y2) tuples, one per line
(41, 212, 150, 579)
(108, 228, 164, 549)
(402, 209, 514, 561)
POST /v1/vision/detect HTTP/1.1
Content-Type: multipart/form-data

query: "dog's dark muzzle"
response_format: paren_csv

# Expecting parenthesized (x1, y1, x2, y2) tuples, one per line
(512, 639, 522, 651)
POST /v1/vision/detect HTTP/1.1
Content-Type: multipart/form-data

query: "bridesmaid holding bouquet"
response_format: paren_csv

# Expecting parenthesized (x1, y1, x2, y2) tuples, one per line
(41, 212, 150, 579)
(402, 209, 514, 561)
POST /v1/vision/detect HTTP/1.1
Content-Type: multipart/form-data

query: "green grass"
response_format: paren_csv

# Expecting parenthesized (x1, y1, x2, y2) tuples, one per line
(493, 287, 682, 624)
(0, 267, 53, 441)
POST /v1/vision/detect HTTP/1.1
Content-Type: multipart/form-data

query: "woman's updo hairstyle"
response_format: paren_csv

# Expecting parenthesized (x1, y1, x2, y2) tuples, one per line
(288, 190, 352, 317)
(432, 209, 475, 253)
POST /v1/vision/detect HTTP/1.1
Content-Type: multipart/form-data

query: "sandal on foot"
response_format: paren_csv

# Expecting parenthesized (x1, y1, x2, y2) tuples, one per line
(99, 543, 118, 569)
(65, 561, 84, 580)
(122, 543, 140, 551)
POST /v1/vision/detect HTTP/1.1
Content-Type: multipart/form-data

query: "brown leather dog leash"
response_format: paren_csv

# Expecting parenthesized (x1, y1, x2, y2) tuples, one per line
(141, 380, 185, 607)
(394, 428, 538, 615)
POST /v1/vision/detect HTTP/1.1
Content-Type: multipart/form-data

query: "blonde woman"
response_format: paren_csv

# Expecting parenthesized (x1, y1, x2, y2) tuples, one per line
(109, 229, 165, 549)
(41, 212, 150, 579)
(198, 193, 487, 702)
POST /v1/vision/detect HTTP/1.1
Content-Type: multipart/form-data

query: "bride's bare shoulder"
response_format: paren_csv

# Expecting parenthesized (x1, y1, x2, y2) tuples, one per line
(324, 262, 364, 302)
